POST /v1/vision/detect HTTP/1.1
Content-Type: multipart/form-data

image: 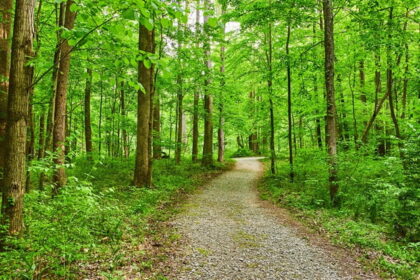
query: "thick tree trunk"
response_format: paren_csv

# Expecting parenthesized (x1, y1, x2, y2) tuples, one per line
(0, 0, 13, 191)
(202, 0, 213, 166)
(1, 0, 35, 240)
(323, 0, 339, 206)
(192, 0, 200, 163)
(134, 23, 154, 187)
(52, 0, 76, 192)
(84, 68, 93, 160)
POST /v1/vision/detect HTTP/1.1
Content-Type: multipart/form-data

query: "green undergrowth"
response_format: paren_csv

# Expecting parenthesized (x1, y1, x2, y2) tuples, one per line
(259, 149, 419, 280)
(0, 157, 230, 279)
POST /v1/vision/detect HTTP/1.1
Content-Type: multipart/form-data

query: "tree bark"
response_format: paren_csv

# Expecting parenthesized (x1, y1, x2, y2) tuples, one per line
(84, 68, 93, 160)
(217, 6, 226, 163)
(202, 0, 213, 167)
(37, 112, 46, 160)
(52, 0, 76, 192)
(0, 0, 13, 192)
(192, 0, 200, 163)
(134, 23, 154, 187)
(386, 8, 405, 166)
(323, 0, 339, 206)
(267, 3, 276, 175)
(1, 0, 35, 240)
(175, 23, 183, 164)
(286, 23, 294, 180)
(359, 60, 366, 103)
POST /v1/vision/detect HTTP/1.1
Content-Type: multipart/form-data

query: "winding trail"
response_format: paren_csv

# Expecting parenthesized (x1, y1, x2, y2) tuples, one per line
(169, 157, 376, 280)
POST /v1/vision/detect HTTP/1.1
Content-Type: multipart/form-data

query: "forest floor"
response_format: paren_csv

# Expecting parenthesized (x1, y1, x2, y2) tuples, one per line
(149, 157, 380, 280)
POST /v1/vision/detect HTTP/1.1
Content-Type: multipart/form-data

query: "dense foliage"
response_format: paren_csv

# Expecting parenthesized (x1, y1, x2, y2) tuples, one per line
(0, 0, 418, 278)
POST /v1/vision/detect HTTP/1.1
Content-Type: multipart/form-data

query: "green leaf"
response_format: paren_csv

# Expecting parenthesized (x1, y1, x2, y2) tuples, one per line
(143, 59, 151, 69)
(140, 17, 154, 31)
(122, 9, 136, 20)
(207, 17, 218, 28)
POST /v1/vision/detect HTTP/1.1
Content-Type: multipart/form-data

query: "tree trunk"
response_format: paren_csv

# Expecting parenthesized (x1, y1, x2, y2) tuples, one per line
(134, 23, 154, 187)
(323, 0, 339, 206)
(192, 0, 200, 163)
(218, 6, 226, 163)
(202, 0, 213, 167)
(37, 112, 45, 160)
(0, 0, 13, 192)
(1, 0, 35, 240)
(175, 27, 183, 164)
(401, 44, 408, 119)
(359, 60, 367, 103)
(120, 81, 129, 158)
(84, 68, 93, 160)
(386, 8, 405, 166)
(286, 23, 294, 180)
(267, 4, 276, 175)
(52, 0, 76, 192)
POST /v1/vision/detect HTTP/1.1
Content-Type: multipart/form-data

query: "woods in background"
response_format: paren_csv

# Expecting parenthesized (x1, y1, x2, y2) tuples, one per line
(0, 0, 418, 276)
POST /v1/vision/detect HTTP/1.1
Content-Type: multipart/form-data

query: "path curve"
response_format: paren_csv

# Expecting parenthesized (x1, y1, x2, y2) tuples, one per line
(170, 157, 373, 280)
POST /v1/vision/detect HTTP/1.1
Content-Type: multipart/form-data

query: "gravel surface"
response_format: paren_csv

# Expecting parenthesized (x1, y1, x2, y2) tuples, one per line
(170, 157, 368, 280)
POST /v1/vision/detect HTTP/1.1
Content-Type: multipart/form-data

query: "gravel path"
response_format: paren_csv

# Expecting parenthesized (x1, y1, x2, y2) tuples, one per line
(169, 157, 373, 280)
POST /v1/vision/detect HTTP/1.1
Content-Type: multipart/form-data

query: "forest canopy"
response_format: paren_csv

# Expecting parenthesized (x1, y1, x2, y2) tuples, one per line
(0, 0, 418, 278)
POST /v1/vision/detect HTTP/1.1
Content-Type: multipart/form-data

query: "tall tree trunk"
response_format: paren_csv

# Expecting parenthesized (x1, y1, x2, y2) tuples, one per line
(121, 81, 129, 158)
(192, 0, 200, 163)
(401, 44, 409, 119)
(386, 8, 405, 166)
(286, 23, 294, 180)
(134, 22, 154, 187)
(323, 0, 339, 205)
(98, 75, 103, 155)
(202, 0, 213, 166)
(312, 23, 323, 149)
(37, 112, 46, 160)
(84, 68, 93, 160)
(152, 89, 161, 159)
(52, 0, 76, 192)
(1, 0, 35, 241)
(267, 14, 276, 175)
(175, 24, 183, 164)
(0, 0, 13, 192)
(217, 5, 226, 163)
(359, 60, 367, 103)
(45, 3, 65, 154)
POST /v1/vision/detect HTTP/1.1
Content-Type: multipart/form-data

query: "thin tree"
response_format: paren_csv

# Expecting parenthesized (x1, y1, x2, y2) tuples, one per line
(218, 3, 226, 163)
(202, 0, 214, 166)
(286, 22, 294, 181)
(192, 0, 201, 162)
(175, 8, 184, 164)
(52, 0, 77, 192)
(267, 0, 276, 174)
(84, 67, 93, 160)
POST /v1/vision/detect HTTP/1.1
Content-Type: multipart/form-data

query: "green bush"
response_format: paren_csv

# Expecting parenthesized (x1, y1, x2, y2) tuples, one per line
(230, 148, 255, 158)
(0, 157, 222, 279)
(259, 147, 419, 279)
